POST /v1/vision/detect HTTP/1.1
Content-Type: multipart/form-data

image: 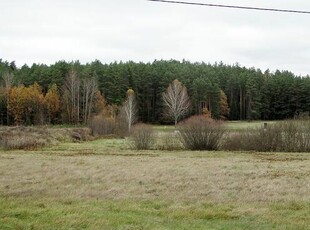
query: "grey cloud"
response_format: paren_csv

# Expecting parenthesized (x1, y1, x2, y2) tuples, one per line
(1, 0, 310, 75)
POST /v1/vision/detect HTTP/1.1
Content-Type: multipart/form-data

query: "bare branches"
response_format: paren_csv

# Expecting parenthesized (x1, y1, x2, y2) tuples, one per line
(162, 79, 190, 126)
(81, 77, 98, 124)
(122, 89, 138, 132)
(62, 69, 80, 124)
(2, 72, 13, 90)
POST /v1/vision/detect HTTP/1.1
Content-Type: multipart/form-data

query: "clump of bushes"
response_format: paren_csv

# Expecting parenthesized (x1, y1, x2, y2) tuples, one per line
(130, 123, 154, 150)
(88, 115, 116, 136)
(178, 116, 225, 150)
(0, 126, 93, 150)
(0, 126, 50, 150)
(223, 119, 310, 152)
(88, 113, 128, 138)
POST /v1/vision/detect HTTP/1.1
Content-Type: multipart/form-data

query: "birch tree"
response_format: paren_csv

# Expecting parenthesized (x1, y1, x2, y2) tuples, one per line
(122, 89, 138, 132)
(62, 69, 80, 124)
(1, 72, 13, 124)
(81, 77, 98, 124)
(162, 79, 190, 127)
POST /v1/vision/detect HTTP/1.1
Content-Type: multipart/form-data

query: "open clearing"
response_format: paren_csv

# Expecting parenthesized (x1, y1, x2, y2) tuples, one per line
(1, 137, 310, 229)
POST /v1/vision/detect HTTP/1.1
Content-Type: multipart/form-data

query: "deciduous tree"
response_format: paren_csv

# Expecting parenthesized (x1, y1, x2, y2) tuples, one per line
(7, 86, 27, 125)
(122, 89, 138, 132)
(162, 79, 190, 127)
(219, 90, 229, 120)
(62, 69, 80, 124)
(45, 84, 60, 124)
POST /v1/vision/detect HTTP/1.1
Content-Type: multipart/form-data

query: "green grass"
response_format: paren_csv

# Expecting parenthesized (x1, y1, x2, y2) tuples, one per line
(223, 121, 275, 131)
(153, 121, 276, 133)
(1, 198, 309, 229)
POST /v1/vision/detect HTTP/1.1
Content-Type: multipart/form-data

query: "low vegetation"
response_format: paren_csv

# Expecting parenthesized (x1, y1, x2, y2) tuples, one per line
(0, 137, 310, 229)
(0, 126, 92, 150)
(224, 119, 310, 152)
(129, 123, 155, 150)
(178, 116, 225, 150)
(1, 120, 310, 228)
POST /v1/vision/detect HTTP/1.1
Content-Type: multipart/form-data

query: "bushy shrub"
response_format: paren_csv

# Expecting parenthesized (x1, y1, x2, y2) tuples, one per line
(0, 135, 47, 150)
(0, 126, 50, 150)
(70, 128, 92, 142)
(88, 115, 116, 136)
(88, 113, 129, 137)
(178, 116, 225, 150)
(223, 119, 310, 152)
(130, 123, 154, 150)
(0, 126, 93, 150)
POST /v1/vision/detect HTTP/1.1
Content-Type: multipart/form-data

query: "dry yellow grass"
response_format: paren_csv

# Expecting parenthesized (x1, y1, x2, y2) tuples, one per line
(1, 139, 310, 229)
(1, 143, 310, 203)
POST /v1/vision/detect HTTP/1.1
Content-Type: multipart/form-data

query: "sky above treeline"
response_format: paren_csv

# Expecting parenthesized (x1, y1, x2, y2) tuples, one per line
(1, 0, 310, 75)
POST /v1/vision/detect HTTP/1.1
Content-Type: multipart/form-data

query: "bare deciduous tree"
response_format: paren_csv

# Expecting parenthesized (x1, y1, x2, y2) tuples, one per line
(81, 77, 98, 124)
(1, 72, 14, 124)
(62, 69, 80, 124)
(2, 72, 13, 89)
(122, 89, 138, 132)
(162, 79, 190, 127)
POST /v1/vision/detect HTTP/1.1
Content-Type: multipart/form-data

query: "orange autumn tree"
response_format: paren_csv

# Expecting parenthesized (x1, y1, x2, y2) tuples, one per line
(7, 83, 45, 125)
(7, 86, 27, 125)
(92, 90, 107, 115)
(219, 90, 229, 120)
(45, 84, 60, 124)
(24, 83, 45, 125)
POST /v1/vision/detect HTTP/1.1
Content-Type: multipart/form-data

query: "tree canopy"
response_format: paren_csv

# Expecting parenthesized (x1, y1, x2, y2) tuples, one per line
(0, 59, 309, 125)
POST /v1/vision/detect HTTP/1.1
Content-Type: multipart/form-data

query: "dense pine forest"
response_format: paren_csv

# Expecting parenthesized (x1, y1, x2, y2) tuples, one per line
(0, 59, 309, 125)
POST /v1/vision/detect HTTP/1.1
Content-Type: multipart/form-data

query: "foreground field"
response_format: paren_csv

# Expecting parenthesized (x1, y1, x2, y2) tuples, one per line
(1, 139, 310, 229)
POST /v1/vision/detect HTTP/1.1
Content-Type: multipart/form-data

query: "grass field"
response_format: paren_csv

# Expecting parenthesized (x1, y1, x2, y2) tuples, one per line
(1, 133, 310, 229)
(153, 121, 275, 133)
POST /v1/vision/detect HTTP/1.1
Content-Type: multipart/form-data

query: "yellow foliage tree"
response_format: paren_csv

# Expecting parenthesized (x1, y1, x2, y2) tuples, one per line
(7, 86, 27, 125)
(7, 83, 45, 125)
(24, 83, 45, 124)
(202, 107, 212, 119)
(93, 90, 106, 116)
(219, 90, 229, 120)
(45, 84, 60, 124)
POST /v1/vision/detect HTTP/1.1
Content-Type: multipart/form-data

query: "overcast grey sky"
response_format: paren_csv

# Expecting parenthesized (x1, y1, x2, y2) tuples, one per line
(1, 0, 310, 75)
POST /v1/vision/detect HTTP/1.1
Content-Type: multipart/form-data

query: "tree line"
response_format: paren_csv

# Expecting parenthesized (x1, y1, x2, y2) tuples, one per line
(0, 59, 309, 125)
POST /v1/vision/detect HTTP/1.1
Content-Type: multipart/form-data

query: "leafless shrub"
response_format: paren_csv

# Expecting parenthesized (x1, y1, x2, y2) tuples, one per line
(221, 133, 243, 151)
(0, 126, 50, 150)
(0, 135, 47, 150)
(280, 120, 310, 152)
(0, 126, 93, 150)
(130, 123, 154, 150)
(114, 111, 129, 137)
(70, 128, 92, 142)
(88, 115, 116, 136)
(178, 116, 225, 150)
(223, 119, 310, 152)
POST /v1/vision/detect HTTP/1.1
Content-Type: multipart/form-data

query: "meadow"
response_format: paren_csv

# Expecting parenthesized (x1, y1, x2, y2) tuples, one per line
(0, 122, 310, 229)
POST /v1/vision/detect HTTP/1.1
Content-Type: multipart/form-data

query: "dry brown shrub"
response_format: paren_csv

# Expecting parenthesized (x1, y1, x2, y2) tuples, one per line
(178, 116, 225, 150)
(0, 126, 50, 150)
(0, 126, 93, 150)
(130, 123, 154, 150)
(88, 115, 116, 136)
(223, 119, 310, 152)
